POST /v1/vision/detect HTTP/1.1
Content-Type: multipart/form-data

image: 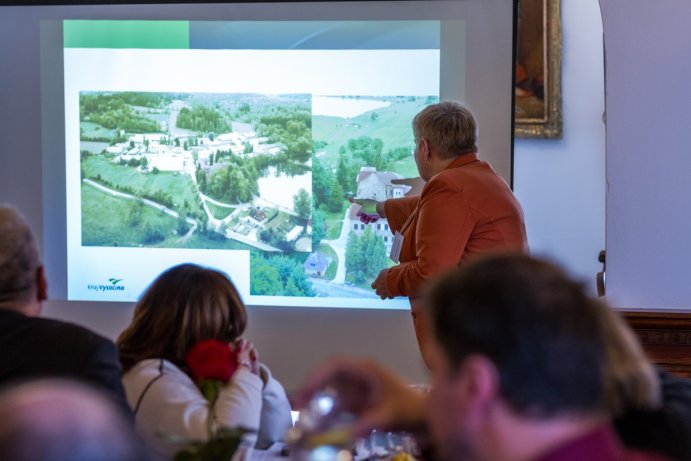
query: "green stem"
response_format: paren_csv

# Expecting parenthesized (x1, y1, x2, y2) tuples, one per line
(199, 380, 220, 440)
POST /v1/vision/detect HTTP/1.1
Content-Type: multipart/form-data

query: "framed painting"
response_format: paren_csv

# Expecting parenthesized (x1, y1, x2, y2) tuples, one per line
(514, 0, 563, 138)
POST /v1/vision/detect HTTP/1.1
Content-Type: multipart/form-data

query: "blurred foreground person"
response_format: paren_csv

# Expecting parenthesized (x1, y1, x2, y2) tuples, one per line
(0, 205, 130, 415)
(0, 379, 153, 461)
(117, 263, 292, 458)
(297, 254, 671, 461)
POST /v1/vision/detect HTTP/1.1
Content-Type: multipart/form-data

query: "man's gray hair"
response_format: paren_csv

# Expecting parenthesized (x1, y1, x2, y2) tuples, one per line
(412, 101, 478, 159)
(0, 206, 41, 305)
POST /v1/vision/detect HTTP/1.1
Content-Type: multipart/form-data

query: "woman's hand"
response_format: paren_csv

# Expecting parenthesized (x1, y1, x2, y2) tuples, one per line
(233, 338, 260, 376)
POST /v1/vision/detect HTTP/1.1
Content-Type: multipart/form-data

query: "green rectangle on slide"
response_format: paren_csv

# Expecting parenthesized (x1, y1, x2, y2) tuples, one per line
(64, 20, 189, 49)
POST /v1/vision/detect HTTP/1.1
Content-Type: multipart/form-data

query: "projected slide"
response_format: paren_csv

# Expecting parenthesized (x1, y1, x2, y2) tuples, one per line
(64, 20, 448, 306)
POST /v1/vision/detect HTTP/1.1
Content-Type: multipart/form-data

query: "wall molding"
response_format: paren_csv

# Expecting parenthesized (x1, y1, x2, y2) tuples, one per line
(622, 311, 691, 377)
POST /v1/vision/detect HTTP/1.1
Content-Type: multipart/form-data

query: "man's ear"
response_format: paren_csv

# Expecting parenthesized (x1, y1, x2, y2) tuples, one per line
(420, 138, 432, 162)
(36, 266, 48, 302)
(456, 354, 501, 409)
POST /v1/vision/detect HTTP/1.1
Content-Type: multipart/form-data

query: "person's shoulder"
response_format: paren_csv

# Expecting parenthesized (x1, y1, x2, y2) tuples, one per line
(14, 317, 120, 368)
(442, 158, 513, 194)
(124, 359, 190, 383)
(458, 158, 503, 180)
(437, 156, 493, 179)
(32, 316, 111, 346)
(122, 359, 199, 400)
(426, 160, 495, 192)
(0, 312, 99, 340)
(658, 368, 691, 393)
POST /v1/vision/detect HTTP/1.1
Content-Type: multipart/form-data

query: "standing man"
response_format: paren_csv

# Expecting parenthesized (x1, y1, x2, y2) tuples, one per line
(0, 205, 130, 416)
(368, 102, 527, 361)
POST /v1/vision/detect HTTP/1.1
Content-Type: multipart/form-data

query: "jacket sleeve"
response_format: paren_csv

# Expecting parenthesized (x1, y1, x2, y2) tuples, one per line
(80, 336, 133, 420)
(256, 364, 293, 449)
(384, 195, 419, 234)
(214, 368, 264, 445)
(135, 366, 263, 443)
(386, 179, 473, 297)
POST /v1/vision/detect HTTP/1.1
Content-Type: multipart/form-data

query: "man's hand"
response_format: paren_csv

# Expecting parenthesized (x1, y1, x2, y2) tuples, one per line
(356, 212, 380, 224)
(349, 198, 386, 219)
(293, 358, 427, 438)
(372, 268, 391, 299)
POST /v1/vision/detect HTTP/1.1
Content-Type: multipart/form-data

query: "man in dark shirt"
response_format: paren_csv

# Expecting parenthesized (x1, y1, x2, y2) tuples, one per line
(0, 205, 130, 416)
(615, 368, 691, 460)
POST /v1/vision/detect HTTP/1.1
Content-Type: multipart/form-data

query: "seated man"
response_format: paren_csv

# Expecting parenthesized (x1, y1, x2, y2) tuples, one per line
(0, 205, 129, 416)
(297, 254, 670, 461)
(615, 368, 691, 460)
(0, 379, 153, 461)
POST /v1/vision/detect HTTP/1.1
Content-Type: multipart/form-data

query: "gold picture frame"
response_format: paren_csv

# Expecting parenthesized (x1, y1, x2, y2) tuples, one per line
(514, 0, 563, 139)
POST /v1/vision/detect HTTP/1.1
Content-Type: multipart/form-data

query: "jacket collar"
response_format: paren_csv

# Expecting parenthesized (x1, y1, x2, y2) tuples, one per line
(445, 152, 479, 170)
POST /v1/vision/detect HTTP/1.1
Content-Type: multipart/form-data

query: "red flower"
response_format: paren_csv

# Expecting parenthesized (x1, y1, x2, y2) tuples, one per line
(185, 339, 238, 384)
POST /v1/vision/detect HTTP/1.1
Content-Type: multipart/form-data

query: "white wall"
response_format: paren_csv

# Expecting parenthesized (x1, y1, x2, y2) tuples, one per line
(514, 0, 606, 291)
(600, 0, 691, 310)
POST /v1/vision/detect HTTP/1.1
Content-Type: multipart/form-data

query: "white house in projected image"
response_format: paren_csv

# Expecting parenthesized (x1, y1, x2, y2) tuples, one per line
(348, 166, 411, 252)
(107, 122, 284, 174)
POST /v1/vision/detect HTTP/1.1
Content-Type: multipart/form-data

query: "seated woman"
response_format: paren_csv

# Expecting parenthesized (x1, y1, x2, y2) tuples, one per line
(117, 263, 292, 457)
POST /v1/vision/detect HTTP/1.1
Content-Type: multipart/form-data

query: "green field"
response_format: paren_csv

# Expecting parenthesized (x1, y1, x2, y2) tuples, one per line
(206, 201, 236, 220)
(176, 233, 255, 251)
(389, 158, 420, 179)
(312, 97, 430, 166)
(82, 183, 255, 250)
(81, 183, 178, 247)
(323, 208, 346, 240)
(82, 155, 201, 215)
(318, 243, 338, 280)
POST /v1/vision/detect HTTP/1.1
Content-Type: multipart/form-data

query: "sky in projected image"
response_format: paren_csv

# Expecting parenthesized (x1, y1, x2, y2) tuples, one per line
(63, 20, 450, 308)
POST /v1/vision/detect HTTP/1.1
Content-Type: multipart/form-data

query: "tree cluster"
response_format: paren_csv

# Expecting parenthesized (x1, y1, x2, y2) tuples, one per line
(312, 157, 345, 213)
(250, 253, 315, 297)
(311, 208, 327, 249)
(344, 227, 388, 285)
(198, 154, 260, 204)
(80, 93, 161, 133)
(117, 157, 148, 168)
(176, 106, 230, 133)
(293, 189, 311, 221)
(259, 227, 295, 252)
(257, 107, 313, 163)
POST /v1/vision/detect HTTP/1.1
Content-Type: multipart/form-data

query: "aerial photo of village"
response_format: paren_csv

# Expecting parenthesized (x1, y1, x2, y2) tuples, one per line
(79, 91, 436, 298)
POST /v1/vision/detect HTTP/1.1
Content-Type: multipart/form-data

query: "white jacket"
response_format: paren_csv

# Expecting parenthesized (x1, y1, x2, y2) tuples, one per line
(122, 358, 292, 458)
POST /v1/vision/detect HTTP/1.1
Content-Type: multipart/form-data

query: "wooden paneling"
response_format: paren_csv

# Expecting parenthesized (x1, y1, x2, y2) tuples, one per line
(623, 311, 691, 378)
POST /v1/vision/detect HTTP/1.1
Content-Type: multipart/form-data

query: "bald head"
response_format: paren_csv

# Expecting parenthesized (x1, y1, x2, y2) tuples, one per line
(0, 206, 44, 312)
(0, 380, 153, 461)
